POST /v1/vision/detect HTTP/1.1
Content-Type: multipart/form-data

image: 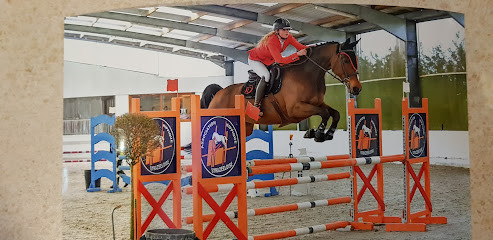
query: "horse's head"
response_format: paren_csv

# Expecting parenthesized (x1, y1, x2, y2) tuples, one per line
(329, 38, 362, 95)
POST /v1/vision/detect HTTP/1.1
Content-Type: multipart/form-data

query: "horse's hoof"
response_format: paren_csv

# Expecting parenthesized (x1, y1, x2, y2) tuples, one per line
(325, 129, 335, 140)
(314, 136, 325, 142)
(304, 129, 315, 139)
(314, 131, 325, 142)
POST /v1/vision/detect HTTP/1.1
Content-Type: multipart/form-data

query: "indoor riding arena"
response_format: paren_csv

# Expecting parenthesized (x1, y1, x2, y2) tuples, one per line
(4, 1, 492, 240)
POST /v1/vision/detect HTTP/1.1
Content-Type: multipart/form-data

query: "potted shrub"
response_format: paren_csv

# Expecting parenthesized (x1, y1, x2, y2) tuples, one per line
(111, 113, 161, 239)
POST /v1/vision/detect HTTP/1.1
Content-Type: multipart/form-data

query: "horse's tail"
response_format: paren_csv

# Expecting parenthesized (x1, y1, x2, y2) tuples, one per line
(200, 84, 223, 109)
(182, 84, 223, 154)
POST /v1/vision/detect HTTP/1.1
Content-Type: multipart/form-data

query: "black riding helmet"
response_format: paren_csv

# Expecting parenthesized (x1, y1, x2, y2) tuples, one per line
(273, 18, 292, 30)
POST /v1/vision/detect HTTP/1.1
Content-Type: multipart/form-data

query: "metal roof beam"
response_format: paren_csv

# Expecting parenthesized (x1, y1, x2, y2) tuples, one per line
(318, 4, 407, 41)
(64, 24, 248, 64)
(449, 12, 465, 28)
(85, 12, 261, 45)
(182, 5, 258, 21)
(400, 9, 450, 21)
(179, 5, 346, 42)
(65, 35, 226, 67)
(336, 9, 451, 35)
(263, 3, 306, 15)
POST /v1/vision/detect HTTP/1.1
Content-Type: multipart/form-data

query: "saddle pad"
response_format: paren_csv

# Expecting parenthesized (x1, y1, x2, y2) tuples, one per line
(241, 70, 283, 99)
(240, 71, 258, 98)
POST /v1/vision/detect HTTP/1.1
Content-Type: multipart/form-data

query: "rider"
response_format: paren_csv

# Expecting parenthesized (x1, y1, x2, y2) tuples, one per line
(247, 18, 308, 115)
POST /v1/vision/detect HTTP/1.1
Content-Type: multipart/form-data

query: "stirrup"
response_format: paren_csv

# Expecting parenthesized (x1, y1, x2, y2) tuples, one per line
(253, 103, 263, 117)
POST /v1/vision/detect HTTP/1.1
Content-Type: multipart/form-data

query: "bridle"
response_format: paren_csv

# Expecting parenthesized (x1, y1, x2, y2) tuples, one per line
(305, 44, 359, 89)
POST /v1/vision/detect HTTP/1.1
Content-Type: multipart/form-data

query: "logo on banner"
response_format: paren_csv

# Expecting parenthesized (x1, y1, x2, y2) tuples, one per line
(408, 113, 427, 158)
(354, 114, 380, 157)
(142, 118, 176, 175)
(201, 116, 240, 178)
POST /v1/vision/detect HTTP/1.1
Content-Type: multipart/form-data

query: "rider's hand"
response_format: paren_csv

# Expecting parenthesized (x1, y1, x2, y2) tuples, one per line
(297, 49, 307, 56)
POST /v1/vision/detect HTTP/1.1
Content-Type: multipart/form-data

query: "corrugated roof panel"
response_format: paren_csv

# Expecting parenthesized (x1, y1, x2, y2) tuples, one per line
(64, 16, 97, 26)
(148, 11, 191, 22)
(155, 6, 197, 18)
(225, 4, 271, 13)
(275, 4, 334, 23)
(189, 18, 229, 29)
(232, 22, 270, 36)
(127, 25, 166, 36)
(163, 32, 193, 40)
(200, 36, 246, 48)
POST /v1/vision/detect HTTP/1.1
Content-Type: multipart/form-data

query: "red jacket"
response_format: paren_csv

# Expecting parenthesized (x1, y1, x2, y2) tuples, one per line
(248, 33, 307, 66)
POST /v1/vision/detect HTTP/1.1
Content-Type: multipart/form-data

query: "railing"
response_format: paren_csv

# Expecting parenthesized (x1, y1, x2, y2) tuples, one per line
(63, 119, 112, 135)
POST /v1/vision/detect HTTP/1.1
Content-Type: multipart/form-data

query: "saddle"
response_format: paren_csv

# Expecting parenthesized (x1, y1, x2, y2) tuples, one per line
(241, 64, 283, 99)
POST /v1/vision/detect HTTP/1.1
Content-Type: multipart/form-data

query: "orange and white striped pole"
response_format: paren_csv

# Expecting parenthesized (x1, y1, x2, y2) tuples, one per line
(182, 172, 351, 194)
(182, 154, 351, 172)
(246, 154, 350, 166)
(248, 221, 350, 240)
(247, 155, 405, 176)
(183, 197, 351, 225)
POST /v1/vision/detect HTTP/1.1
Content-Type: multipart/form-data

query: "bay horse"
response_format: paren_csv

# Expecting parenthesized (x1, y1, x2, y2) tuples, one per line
(202, 38, 361, 142)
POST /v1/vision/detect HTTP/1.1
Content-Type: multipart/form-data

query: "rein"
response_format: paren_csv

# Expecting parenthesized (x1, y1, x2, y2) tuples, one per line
(279, 42, 358, 89)
(305, 50, 358, 89)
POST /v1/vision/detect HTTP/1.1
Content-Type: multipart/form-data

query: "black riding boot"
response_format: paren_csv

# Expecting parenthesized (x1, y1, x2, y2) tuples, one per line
(254, 77, 267, 114)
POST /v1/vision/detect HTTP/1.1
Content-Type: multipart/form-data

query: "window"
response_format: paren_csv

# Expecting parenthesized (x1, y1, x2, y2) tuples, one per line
(129, 93, 193, 121)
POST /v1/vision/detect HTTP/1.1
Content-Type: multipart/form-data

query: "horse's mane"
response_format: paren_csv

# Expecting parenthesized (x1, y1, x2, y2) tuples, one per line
(284, 40, 358, 70)
(282, 41, 339, 68)
(309, 41, 339, 49)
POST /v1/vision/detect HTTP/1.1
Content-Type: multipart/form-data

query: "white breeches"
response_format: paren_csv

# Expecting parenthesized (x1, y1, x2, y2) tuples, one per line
(248, 58, 271, 82)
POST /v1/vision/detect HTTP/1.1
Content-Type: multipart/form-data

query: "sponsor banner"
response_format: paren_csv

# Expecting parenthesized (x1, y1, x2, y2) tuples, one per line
(141, 117, 177, 175)
(354, 114, 380, 158)
(408, 113, 427, 159)
(200, 116, 242, 178)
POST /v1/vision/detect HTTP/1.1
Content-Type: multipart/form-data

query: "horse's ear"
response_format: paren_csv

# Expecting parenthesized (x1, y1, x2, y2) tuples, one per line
(342, 38, 350, 48)
(348, 39, 360, 49)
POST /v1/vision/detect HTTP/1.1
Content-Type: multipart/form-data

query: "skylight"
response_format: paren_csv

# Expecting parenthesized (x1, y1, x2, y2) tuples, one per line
(89, 18, 130, 31)
(170, 29, 200, 37)
(64, 16, 97, 26)
(256, 3, 278, 7)
(127, 25, 168, 36)
(92, 22, 128, 31)
(199, 15, 234, 23)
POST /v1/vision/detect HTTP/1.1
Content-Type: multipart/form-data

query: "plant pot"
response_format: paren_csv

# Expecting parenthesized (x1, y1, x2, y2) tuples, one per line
(144, 229, 196, 240)
(84, 169, 100, 189)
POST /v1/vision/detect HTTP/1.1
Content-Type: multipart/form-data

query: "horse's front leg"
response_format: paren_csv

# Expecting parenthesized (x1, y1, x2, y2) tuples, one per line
(288, 102, 330, 142)
(324, 105, 340, 140)
(245, 122, 254, 137)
